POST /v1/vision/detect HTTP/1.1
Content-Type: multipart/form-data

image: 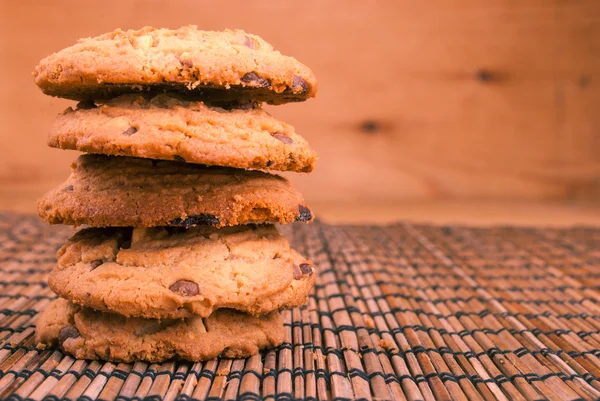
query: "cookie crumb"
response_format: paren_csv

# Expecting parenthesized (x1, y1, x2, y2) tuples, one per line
(379, 338, 395, 350)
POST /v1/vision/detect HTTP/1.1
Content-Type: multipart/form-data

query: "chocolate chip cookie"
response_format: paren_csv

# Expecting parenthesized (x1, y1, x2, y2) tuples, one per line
(36, 298, 284, 362)
(49, 225, 315, 319)
(34, 26, 317, 104)
(49, 94, 316, 172)
(38, 154, 314, 228)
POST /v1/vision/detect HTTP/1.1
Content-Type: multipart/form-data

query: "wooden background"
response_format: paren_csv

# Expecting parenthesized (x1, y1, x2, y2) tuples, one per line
(1, 0, 599, 223)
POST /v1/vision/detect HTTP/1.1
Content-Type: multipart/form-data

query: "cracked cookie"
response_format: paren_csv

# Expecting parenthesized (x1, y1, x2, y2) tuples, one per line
(33, 26, 317, 104)
(36, 298, 284, 362)
(37, 154, 314, 228)
(48, 225, 315, 319)
(48, 94, 317, 172)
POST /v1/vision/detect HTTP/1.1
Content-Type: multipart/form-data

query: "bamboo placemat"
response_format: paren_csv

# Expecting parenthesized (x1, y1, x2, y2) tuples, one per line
(0, 212, 600, 400)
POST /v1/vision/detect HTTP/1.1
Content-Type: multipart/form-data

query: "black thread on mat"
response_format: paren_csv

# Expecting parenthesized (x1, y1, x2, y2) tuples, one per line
(272, 392, 293, 401)
(64, 369, 82, 380)
(140, 369, 157, 380)
(200, 370, 217, 380)
(315, 367, 330, 381)
(317, 277, 600, 310)
(155, 370, 174, 379)
(237, 393, 263, 401)
(125, 369, 144, 378)
(0, 262, 56, 269)
(316, 265, 600, 283)
(91, 370, 111, 380)
(0, 308, 38, 316)
(322, 274, 597, 295)
(240, 369, 262, 380)
(172, 371, 187, 381)
(83, 368, 98, 380)
(367, 306, 596, 324)
(227, 371, 242, 380)
(309, 317, 600, 342)
(112, 368, 129, 380)
(0, 294, 55, 301)
(278, 343, 293, 351)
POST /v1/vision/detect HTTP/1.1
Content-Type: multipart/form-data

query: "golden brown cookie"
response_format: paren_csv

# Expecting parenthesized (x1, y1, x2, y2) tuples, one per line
(49, 94, 316, 172)
(35, 298, 284, 363)
(33, 26, 317, 104)
(37, 154, 314, 228)
(49, 225, 315, 319)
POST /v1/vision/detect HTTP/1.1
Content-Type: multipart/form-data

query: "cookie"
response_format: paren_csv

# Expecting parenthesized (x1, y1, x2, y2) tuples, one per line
(48, 94, 317, 172)
(38, 154, 314, 228)
(36, 298, 283, 363)
(33, 26, 317, 104)
(49, 225, 315, 319)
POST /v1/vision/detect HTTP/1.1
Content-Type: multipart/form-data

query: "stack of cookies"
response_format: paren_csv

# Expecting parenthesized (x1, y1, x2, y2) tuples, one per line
(32, 26, 318, 363)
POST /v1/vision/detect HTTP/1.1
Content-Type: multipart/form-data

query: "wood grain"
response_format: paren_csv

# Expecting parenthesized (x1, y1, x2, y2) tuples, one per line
(1, 0, 600, 214)
(312, 200, 600, 226)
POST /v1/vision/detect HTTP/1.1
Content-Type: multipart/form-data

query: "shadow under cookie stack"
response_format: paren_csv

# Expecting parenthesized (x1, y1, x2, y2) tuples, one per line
(32, 26, 318, 363)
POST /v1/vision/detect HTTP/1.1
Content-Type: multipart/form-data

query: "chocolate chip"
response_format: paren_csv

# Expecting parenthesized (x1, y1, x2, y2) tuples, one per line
(300, 263, 313, 275)
(272, 133, 293, 144)
(63, 185, 74, 191)
(123, 127, 138, 136)
(76, 100, 97, 110)
(244, 36, 256, 49)
(169, 214, 220, 228)
(296, 205, 312, 222)
(120, 239, 131, 250)
(181, 59, 194, 69)
(241, 72, 270, 88)
(169, 280, 199, 296)
(173, 155, 186, 162)
(292, 76, 309, 94)
(293, 263, 314, 279)
(89, 259, 103, 269)
(58, 325, 80, 344)
(266, 160, 274, 167)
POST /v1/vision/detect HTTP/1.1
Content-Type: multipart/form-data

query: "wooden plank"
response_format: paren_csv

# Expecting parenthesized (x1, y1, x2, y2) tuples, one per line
(1, 0, 599, 210)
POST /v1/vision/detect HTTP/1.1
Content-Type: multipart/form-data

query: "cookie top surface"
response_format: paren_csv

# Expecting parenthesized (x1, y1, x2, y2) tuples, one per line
(35, 298, 284, 363)
(33, 26, 317, 104)
(49, 94, 317, 172)
(49, 225, 315, 319)
(38, 154, 314, 228)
